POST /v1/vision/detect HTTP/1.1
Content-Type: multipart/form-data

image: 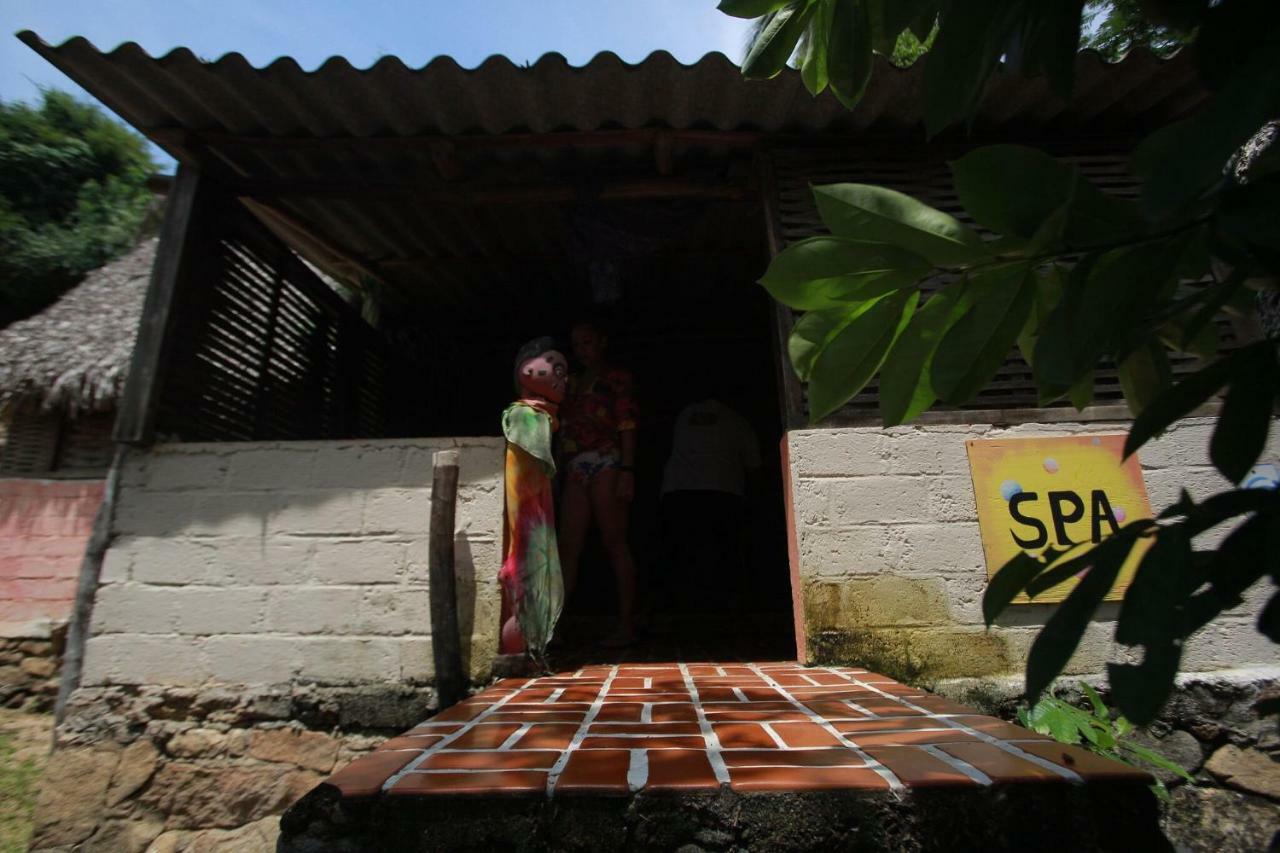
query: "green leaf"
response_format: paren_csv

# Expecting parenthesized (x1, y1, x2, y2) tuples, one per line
(1218, 177, 1280, 256)
(878, 283, 970, 426)
(742, 3, 817, 79)
(1067, 371, 1095, 411)
(952, 146, 1075, 239)
(793, 291, 919, 421)
(1210, 344, 1280, 483)
(759, 236, 930, 310)
(1004, 0, 1084, 100)
(983, 547, 1065, 627)
(812, 183, 991, 266)
(1026, 529, 1143, 703)
(868, 0, 935, 53)
(1121, 742, 1195, 783)
(1118, 342, 1172, 417)
(1123, 343, 1267, 460)
(931, 263, 1034, 404)
(800, 0, 834, 94)
(923, 0, 1023, 136)
(827, 0, 874, 108)
(717, 0, 795, 19)
(1081, 683, 1109, 720)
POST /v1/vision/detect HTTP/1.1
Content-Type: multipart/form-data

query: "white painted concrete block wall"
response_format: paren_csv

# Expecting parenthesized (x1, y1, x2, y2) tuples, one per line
(85, 438, 505, 687)
(788, 416, 1280, 675)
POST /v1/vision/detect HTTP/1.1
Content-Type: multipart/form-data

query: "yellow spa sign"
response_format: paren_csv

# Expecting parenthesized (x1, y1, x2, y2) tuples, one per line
(966, 434, 1154, 605)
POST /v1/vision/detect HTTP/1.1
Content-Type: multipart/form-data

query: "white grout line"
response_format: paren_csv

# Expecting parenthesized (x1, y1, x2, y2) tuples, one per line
(544, 687, 566, 703)
(715, 666, 727, 676)
(732, 687, 749, 703)
(545, 665, 618, 797)
(679, 662, 731, 785)
(627, 749, 649, 792)
(641, 703, 653, 724)
(845, 700, 880, 719)
(747, 663, 904, 793)
(920, 744, 993, 785)
(798, 673, 823, 686)
(497, 724, 532, 751)
(821, 668, 1083, 783)
(761, 723, 789, 749)
(381, 679, 534, 792)
(644, 677, 653, 689)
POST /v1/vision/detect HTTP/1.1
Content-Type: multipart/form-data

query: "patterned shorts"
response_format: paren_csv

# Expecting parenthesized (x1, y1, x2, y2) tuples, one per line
(566, 450, 620, 486)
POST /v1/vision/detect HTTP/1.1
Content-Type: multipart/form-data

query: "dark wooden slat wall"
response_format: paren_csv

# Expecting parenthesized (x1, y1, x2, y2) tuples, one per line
(766, 143, 1238, 426)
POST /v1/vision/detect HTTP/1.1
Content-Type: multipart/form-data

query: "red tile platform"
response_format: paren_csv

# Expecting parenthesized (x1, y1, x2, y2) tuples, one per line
(324, 662, 1148, 798)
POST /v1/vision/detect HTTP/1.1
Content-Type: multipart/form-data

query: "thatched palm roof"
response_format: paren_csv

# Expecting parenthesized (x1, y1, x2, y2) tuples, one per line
(0, 238, 155, 415)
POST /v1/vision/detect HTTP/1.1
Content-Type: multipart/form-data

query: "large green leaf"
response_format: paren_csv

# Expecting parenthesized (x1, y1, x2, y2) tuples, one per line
(827, 0, 874, 108)
(1123, 343, 1264, 460)
(742, 3, 817, 79)
(868, 0, 937, 53)
(1210, 342, 1280, 483)
(931, 263, 1034, 404)
(1026, 527, 1145, 702)
(813, 183, 990, 266)
(877, 283, 969, 426)
(1218, 176, 1280, 256)
(1004, 0, 1084, 99)
(800, 0, 834, 94)
(759, 236, 930, 310)
(795, 291, 919, 422)
(923, 0, 1023, 136)
(718, 0, 796, 20)
(1117, 342, 1172, 417)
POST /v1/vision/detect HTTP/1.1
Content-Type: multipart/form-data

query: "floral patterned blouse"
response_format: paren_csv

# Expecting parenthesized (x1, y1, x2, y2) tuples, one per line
(559, 366, 638, 456)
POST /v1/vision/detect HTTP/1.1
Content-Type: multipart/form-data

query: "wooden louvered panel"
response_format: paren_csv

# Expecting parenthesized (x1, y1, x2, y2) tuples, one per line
(57, 412, 115, 472)
(156, 199, 389, 441)
(767, 144, 1240, 424)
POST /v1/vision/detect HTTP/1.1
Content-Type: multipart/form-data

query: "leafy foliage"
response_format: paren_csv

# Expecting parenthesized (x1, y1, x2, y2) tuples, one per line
(1080, 0, 1195, 60)
(726, 0, 1280, 724)
(0, 89, 155, 326)
(1018, 684, 1194, 800)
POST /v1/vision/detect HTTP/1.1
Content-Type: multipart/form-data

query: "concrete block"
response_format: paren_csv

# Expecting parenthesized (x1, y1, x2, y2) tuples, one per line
(205, 635, 302, 684)
(926, 476, 978, 523)
(1142, 466, 1230, 511)
(398, 637, 435, 682)
(310, 538, 406, 584)
(226, 449, 316, 490)
(112, 492, 195, 537)
(362, 489, 430, 535)
(188, 493, 273, 537)
(456, 484, 502, 537)
(792, 479, 830, 528)
(99, 542, 132, 584)
(205, 537, 314, 585)
(295, 637, 400, 684)
(884, 431, 974, 476)
(896, 523, 987, 576)
(130, 538, 216, 585)
(400, 447, 438, 489)
(827, 476, 932, 526)
(82, 634, 210, 686)
(267, 491, 364, 536)
(1181, 617, 1277, 672)
(453, 444, 505, 495)
(797, 527, 898, 578)
(358, 588, 432, 636)
(789, 430, 888, 477)
(264, 587, 367, 635)
(1139, 421, 1215, 469)
(143, 452, 229, 491)
(91, 584, 182, 634)
(170, 587, 268, 635)
(311, 445, 406, 489)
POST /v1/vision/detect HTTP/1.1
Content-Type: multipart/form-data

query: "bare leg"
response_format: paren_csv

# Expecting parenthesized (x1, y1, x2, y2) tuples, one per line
(591, 469, 637, 643)
(558, 477, 592, 601)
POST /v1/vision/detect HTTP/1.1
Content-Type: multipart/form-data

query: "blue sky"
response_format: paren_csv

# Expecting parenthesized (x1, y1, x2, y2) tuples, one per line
(4, 1, 754, 104)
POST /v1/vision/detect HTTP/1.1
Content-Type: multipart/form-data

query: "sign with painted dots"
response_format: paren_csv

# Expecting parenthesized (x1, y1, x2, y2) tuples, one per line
(965, 434, 1154, 605)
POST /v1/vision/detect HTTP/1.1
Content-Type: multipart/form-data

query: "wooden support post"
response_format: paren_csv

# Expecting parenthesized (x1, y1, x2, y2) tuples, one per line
(428, 449, 465, 710)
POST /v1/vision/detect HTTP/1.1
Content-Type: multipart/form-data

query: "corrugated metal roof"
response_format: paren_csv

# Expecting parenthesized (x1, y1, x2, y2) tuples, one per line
(18, 32, 1206, 142)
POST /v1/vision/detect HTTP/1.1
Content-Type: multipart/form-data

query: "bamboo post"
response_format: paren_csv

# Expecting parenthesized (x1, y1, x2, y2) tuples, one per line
(428, 449, 465, 710)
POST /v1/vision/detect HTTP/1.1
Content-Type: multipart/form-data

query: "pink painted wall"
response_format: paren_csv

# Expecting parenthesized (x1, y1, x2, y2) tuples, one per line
(0, 479, 104, 637)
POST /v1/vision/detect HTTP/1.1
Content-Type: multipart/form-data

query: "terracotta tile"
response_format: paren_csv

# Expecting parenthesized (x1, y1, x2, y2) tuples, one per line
(405, 723, 463, 735)
(488, 711, 586, 723)
(559, 687, 607, 702)
(699, 709, 810, 723)
(738, 686, 787, 701)
(512, 724, 581, 750)
(513, 689, 555, 702)
(587, 722, 701, 736)
(704, 701, 798, 714)
(770, 674, 814, 687)
(844, 699, 926, 716)
(865, 746, 983, 787)
(429, 701, 493, 723)
(492, 678, 533, 690)
(419, 750, 561, 771)
(772, 722, 845, 748)
(843, 728, 980, 747)
(650, 704, 699, 723)
(948, 716, 1055, 742)
(581, 736, 706, 750)
(593, 703, 645, 722)
(378, 734, 447, 751)
(645, 749, 721, 790)
(1014, 742, 1152, 782)
(722, 748, 867, 768)
(872, 683, 930, 698)
(802, 671, 853, 686)
(327, 750, 421, 797)
(728, 765, 891, 792)
(696, 688, 741, 702)
(804, 700, 872, 720)
(836, 717, 951, 734)
(712, 722, 778, 749)
(449, 723, 522, 750)
(388, 770, 548, 795)
(555, 749, 631, 794)
(937, 742, 1075, 783)
(909, 696, 981, 715)
(611, 677, 649, 690)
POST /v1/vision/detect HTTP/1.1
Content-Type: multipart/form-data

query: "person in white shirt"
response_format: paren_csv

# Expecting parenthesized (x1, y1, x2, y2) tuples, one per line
(659, 396, 762, 608)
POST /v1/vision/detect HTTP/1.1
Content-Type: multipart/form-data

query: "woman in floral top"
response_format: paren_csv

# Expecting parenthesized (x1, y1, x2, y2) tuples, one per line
(558, 319, 639, 647)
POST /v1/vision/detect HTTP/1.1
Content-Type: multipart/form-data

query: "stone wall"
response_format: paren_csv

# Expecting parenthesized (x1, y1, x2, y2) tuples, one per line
(786, 416, 1280, 679)
(0, 478, 104, 637)
(89, 437, 505, 687)
(0, 632, 63, 711)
